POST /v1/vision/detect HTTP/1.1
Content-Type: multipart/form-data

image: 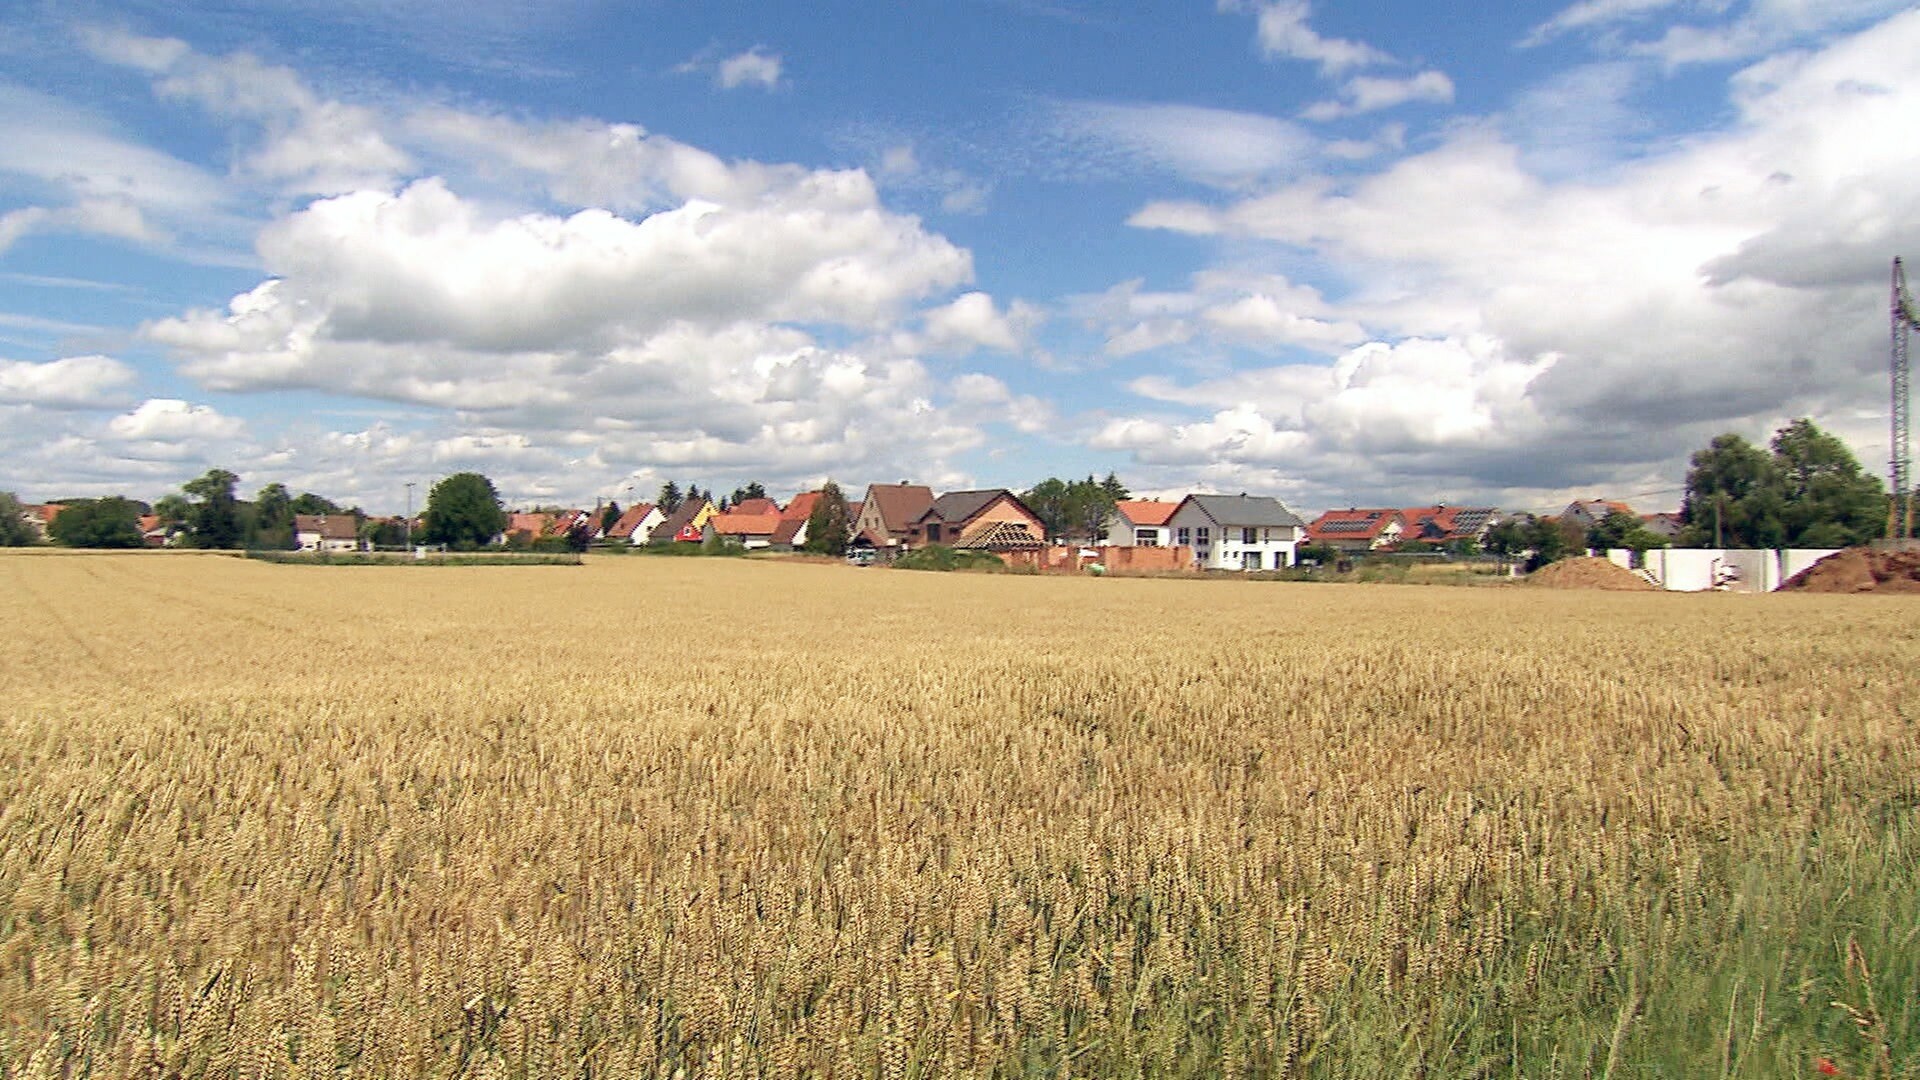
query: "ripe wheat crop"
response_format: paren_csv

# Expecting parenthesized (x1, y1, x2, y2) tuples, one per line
(1, 553, 1914, 1077)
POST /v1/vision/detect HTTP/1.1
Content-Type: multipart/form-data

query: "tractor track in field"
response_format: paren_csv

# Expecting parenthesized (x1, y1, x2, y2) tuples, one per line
(2, 559, 135, 690)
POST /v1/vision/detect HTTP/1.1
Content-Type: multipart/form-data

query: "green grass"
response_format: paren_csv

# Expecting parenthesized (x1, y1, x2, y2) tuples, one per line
(991, 805, 1919, 1078)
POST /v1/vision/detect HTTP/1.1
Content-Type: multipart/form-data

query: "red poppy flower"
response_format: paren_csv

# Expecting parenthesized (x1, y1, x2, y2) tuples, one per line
(1816, 1058, 1841, 1076)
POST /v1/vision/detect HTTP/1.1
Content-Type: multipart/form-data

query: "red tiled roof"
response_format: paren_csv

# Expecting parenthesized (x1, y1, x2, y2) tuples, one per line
(1114, 499, 1180, 527)
(730, 497, 780, 516)
(507, 512, 554, 538)
(1306, 509, 1401, 543)
(770, 517, 805, 545)
(708, 512, 781, 536)
(781, 491, 821, 521)
(550, 510, 593, 535)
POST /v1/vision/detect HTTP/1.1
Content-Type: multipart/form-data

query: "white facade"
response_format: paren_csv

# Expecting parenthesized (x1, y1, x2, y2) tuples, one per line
(296, 531, 360, 553)
(619, 507, 665, 545)
(1166, 498, 1303, 571)
(1099, 513, 1170, 547)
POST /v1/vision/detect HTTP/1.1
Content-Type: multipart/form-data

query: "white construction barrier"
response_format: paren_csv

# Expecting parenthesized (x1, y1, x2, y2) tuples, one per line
(1610, 547, 1843, 591)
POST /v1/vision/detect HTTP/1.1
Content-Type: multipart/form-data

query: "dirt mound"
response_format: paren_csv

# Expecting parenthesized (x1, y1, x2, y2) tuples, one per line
(1525, 556, 1658, 591)
(1779, 547, 1920, 593)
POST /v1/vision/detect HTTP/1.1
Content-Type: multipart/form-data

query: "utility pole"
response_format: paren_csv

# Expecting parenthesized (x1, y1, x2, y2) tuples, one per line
(404, 481, 416, 549)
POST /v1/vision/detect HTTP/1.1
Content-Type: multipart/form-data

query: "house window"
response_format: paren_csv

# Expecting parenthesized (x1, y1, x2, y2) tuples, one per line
(926, 523, 941, 543)
(1177, 527, 1190, 545)
(1243, 551, 1262, 570)
(1135, 529, 1158, 546)
(1195, 527, 1210, 546)
(1242, 527, 1257, 544)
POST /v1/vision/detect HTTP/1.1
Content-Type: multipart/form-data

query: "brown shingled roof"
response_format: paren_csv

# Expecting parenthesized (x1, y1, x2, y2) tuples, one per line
(862, 484, 934, 535)
(294, 513, 359, 541)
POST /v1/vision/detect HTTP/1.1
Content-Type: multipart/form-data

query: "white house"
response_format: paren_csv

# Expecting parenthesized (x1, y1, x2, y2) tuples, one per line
(605, 503, 665, 545)
(1101, 500, 1181, 547)
(1166, 494, 1306, 571)
(294, 514, 361, 553)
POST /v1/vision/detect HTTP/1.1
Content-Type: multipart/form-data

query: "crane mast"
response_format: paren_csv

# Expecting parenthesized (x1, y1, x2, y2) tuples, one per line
(1894, 258, 1920, 540)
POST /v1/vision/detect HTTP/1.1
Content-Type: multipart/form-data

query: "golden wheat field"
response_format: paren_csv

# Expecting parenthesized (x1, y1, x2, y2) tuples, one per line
(1, 551, 1915, 1078)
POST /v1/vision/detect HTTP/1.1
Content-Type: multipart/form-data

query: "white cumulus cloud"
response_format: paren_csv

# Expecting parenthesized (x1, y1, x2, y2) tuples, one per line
(717, 47, 784, 90)
(0, 355, 139, 408)
(107, 398, 247, 442)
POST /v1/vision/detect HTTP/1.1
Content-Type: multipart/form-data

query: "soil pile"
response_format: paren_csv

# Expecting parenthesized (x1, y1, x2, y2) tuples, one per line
(1779, 547, 1920, 593)
(1525, 556, 1658, 591)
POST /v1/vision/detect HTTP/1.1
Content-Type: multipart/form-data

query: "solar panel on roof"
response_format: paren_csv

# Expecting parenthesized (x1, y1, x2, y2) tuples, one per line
(1317, 519, 1376, 534)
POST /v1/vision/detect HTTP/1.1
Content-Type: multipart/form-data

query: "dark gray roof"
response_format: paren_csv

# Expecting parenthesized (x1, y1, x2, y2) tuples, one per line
(918, 489, 1009, 524)
(648, 499, 710, 541)
(1182, 494, 1306, 528)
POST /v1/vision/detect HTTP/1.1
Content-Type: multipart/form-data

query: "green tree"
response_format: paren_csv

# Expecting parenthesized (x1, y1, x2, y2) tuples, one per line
(1100, 471, 1130, 504)
(1770, 418, 1885, 547)
(48, 497, 144, 548)
(1524, 516, 1584, 571)
(1022, 476, 1118, 543)
(183, 468, 245, 549)
(1677, 422, 1883, 548)
(1482, 518, 1529, 564)
(565, 519, 593, 553)
(0, 491, 40, 546)
(289, 492, 343, 516)
(803, 480, 852, 556)
(1679, 434, 1783, 548)
(600, 501, 622, 534)
(360, 517, 406, 548)
(658, 481, 683, 514)
(1023, 478, 1072, 541)
(152, 493, 190, 531)
(1585, 509, 1643, 551)
(253, 482, 294, 550)
(422, 472, 507, 550)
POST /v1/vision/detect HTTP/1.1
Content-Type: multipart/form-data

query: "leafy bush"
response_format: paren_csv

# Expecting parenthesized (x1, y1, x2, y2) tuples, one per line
(892, 545, 1007, 572)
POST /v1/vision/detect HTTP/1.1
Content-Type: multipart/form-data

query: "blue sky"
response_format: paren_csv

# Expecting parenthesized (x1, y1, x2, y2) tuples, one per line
(1, 0, 1914, 514)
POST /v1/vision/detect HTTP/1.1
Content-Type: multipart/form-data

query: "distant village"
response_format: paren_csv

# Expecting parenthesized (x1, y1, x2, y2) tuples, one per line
(12, 482, 1681, 573)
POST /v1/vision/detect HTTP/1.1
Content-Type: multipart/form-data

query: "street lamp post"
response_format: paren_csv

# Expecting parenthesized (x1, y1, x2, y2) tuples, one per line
(405, 481, 416, 549)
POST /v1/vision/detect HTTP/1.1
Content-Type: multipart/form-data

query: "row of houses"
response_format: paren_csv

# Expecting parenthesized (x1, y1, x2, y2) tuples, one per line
(17, 491, 1683, 565)
(518, 483, 1314, 570)
(1297, 499, 1681, 554)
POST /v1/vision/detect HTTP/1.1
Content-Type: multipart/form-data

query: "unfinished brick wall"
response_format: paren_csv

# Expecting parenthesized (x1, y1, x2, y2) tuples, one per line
(996, 545, 1194, 574)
